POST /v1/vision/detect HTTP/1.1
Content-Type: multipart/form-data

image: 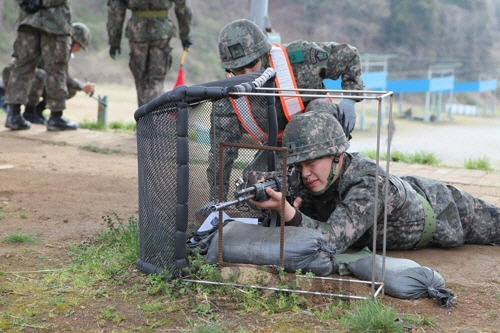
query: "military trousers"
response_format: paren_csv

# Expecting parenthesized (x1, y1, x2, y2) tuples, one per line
(5, 26, 70, 110)
(129, 38, 172, 107)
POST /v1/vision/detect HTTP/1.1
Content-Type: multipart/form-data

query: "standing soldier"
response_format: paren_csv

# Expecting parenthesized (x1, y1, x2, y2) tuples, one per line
(107, 0, 193, 107)
(4, 0, 74, 131)
(3, 22, 94, 126)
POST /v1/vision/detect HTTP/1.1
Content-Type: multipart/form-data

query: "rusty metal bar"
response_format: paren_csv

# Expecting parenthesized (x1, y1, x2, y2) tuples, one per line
(217, 142, 288, 269)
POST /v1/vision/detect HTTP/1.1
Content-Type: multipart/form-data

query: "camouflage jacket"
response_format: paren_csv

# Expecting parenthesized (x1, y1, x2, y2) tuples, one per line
(261, 40, 364, 129)
(16, 0, 71, 35)
(107, 0, 192, 46)
(298, 152, 430, 252)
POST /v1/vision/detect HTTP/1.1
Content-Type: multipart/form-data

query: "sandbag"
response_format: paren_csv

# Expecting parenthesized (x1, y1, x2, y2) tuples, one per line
(347, 255, 455, 307)
(205, 221, 336, 276)
(334, 246, 373, 276)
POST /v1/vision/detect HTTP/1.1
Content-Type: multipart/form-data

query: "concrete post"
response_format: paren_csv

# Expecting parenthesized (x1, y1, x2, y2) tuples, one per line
(97, 95, 108, 129)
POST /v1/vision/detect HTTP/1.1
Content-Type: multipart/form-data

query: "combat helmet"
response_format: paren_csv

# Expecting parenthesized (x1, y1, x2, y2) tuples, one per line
(282, 105, 350, 166)
(218, 19, 272, 69)
(72, 22, 91, 50)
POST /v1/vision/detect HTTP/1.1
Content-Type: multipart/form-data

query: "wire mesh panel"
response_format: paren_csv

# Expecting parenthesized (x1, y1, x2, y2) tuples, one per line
(135, 70, 277, 277)
(190, 94, 278, 225)
(136, 102, 181, 276)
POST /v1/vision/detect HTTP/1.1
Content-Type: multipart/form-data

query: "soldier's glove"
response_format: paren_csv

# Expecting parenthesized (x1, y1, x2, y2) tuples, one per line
(109, 46, 121, 60)
(338, 99, 356, 139)
(181, 38, 193, 50)
(20, 0, 42, 14)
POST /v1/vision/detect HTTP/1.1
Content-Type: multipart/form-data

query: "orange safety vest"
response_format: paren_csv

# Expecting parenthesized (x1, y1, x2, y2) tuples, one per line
(231, 44, 301, 142)
(231, 44, 332, 142)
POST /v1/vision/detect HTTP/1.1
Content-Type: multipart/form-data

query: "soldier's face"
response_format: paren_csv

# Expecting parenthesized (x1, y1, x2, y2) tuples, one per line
(297, 156, 335, 193)
(230, 58, 262, 75)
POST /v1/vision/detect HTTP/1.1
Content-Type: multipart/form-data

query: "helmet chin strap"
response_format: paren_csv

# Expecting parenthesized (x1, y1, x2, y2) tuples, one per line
(311, 154, 342, 196)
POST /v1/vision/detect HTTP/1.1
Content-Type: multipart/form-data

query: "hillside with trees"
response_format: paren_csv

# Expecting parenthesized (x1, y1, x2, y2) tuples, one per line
(1, 0, 499, 86)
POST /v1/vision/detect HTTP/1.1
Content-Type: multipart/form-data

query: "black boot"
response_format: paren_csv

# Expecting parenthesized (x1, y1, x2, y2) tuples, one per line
(5, 104, 31, 130)
(23, 105, 47, 125)
(47, 111, 78, 131)
(35, 99, 46, 118)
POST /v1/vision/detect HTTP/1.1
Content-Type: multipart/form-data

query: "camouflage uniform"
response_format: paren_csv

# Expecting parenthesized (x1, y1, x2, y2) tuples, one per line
(3, 64, 83, 108)
(107, 0, 192, 107)
(207, 38, 364, 201)
(2, 64, 45, 107)
(5, 0, 72, 111)
(283, 112, 500, 252)
(4, 21, 91, 123)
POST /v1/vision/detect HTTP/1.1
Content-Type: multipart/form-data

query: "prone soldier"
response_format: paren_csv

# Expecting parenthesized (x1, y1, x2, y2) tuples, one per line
(250, 109, 500, 251)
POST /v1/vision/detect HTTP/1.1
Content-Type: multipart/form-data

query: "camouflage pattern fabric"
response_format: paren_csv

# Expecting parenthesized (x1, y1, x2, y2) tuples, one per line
(16, 0, 72, 36)
(218, 19, 272, 69)
(5, 1, 71, 110)
(2, 63, 45, 106)
(262, 40, 364, 129)
(282, 110, 350, 165)
(297, 152, 500, 252)
(129, 39, 173, 106)
(4, 60, 83, 108)
(107, 0, 192, 106)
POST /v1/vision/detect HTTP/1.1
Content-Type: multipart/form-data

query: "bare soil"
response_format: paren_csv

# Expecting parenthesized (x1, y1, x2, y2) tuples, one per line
(1, 121, 500, 333)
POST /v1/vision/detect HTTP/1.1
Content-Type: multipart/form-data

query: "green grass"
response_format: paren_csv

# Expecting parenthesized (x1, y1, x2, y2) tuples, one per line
(79, 120, 136, 133)
(1, 232, 38, 244)
(363, 150, 442, 166)
(79, 145, 123, 154)
(62, 214, 139, 286)
(47, 141, 70, 146)
(340, 298, 405, 333)
(464, 157, 492, 171)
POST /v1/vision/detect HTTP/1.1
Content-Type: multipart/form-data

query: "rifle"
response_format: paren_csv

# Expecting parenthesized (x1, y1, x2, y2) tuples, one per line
(210, 166, 302, 213)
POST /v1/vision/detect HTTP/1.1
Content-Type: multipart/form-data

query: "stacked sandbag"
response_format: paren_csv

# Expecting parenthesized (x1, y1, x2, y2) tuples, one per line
(205, 221, 336, 276)
(347, 255, 455, 307)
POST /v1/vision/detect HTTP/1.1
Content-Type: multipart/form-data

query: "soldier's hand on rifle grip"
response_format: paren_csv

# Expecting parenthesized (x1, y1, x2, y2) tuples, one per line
(109, 46, 121, 60)
(250, 187, 280, 211)
(292, 196, 303, 210)
(250, 188, 297, 223)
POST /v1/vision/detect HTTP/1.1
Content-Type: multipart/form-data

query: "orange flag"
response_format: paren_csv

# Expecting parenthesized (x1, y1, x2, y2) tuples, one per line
(174, 48, 188, 88)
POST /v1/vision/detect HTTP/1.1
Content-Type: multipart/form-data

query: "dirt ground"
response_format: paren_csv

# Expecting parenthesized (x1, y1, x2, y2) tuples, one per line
(1, 115, 500, 332)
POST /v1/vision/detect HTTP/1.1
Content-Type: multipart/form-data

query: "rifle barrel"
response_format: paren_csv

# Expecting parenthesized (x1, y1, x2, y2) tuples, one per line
(209, 193, 256, 212)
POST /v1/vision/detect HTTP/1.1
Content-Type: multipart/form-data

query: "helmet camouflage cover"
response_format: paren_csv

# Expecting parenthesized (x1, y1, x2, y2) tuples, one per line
(283, 109, 350, 165)
(218, 19, 272, 69)
(72, 22, 91, 50)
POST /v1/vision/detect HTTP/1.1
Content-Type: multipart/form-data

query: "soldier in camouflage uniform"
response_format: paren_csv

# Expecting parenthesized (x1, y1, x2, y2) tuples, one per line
(4, 0, 75, 131)
(251, 111, 500, 252)
(3, 22, 94, 126)
(204, 18, 364, 211)
(107, 0, 193, 107)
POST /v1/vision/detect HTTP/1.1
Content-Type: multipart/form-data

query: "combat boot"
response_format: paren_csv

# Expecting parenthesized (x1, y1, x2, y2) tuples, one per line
(47, 111, 78, 131)
(23, 105, 47, 125)
(5, 104, 31, 130)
